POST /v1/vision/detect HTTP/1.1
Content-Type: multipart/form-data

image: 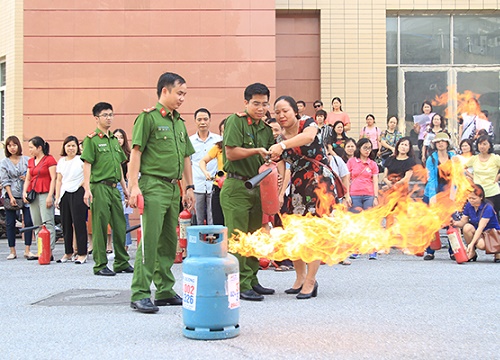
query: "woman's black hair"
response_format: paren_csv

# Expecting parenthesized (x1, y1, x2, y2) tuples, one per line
(29, 136, 50, 155)
(477, 134, 494, 154)
(393, 136, 414, 158)
(472, 183, 486, 201)
(387, 116, 399, 125)
(331, 97, 343, 111)
(274, 95, 300, 120)
(421, 100, 433, 113)
(459, 139, 474, 155)
(4, 135, 22, 157)
(113, 128, 131, 160)
(60, 135, 81, 156)
(332, 120, 348, 141)
(354, 138, 372, 159)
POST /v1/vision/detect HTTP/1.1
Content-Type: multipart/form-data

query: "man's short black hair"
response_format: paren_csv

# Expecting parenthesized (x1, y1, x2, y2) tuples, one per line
(313, 100, 323, 106)
(92, 102, 113, 117)
(297, 100, 306, 107)
(194, 108, 211, 119)
(315, 109, 327, 118)
(157, 72, 186, 99)
(244, 83, 270, 102)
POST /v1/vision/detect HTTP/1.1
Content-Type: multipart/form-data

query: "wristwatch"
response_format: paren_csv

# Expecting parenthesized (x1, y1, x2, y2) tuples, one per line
(186, 185, 195, 191)
(279, 141, 286, 150)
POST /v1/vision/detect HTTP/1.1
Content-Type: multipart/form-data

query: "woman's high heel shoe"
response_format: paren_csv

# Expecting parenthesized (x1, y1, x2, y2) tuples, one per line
(284, 286, 302, 294)
(296, 281, 318, 300)
(468, 253, 478, 262)
(74, 256, 87, 264)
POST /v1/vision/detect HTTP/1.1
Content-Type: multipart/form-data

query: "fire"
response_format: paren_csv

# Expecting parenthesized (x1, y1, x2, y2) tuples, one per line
(432, 87, 485, 120)
(228, 159, 473, 264)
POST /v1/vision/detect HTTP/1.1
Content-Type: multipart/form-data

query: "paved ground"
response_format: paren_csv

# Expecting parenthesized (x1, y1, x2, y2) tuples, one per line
(0, 239, 498, 360)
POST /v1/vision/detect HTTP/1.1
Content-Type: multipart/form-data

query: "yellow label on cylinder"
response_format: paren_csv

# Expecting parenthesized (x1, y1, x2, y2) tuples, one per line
(37, 236, 42, 256)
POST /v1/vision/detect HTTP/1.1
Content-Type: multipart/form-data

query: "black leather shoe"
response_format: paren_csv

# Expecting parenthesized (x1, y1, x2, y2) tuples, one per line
(154, 294, 183, 306)
(423, 254, 435, 261)
(284, 286, 302, 294)
(95, 267, 116, 276)
(130, 298, 159, 313)
(296, 281, 318, 300)
(240, 289, 264, 301)
(117, 265, 134, 273)
(252, 283, 275, 295)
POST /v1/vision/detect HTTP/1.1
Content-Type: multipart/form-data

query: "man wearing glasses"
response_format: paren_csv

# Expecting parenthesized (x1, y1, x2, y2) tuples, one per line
(82, 102, 133, 276)
(313, 100, 323, 111)
(221, 83, 276, 301)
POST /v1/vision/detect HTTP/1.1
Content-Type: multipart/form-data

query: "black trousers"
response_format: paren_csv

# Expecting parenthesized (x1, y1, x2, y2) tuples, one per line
(211, 186, 225, 225)
(60, 187, 88, 255)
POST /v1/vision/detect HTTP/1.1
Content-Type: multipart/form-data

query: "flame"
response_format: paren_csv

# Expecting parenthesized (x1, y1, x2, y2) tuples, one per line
(228, 160, 473, 264)
(432, 87, 485, 120)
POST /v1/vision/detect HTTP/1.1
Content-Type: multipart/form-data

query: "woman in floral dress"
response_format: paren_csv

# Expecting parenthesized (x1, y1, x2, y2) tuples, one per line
(269, 95, 345, 300)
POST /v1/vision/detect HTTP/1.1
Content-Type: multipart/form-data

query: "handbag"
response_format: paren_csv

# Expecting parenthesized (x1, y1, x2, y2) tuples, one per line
(482, 229, 500, 254)
(26, 190, 37, 203)
(4, 196, 23, 210)
(25, 156, 45, 204)
(478, 204, 500, 254)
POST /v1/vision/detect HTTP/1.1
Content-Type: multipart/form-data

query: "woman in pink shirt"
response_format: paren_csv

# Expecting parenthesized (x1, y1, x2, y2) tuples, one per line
(347, 138, 379, 259)
(359, 114, 381, 160)
(326, 97, 351, 132)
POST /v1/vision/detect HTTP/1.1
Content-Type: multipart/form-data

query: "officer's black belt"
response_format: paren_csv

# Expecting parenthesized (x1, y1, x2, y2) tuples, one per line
(227, 173, 250, 181)
(93, 180, 117, 187)
(147, 174, 179, 184)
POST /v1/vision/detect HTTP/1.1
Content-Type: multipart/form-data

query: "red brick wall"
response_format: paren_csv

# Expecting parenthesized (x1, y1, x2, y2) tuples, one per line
(23, 0, 276, 148)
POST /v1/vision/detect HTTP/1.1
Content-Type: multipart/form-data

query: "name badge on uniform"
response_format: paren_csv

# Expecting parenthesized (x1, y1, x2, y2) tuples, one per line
(98, 143, 107, 147)
(158, 126, 169, 131)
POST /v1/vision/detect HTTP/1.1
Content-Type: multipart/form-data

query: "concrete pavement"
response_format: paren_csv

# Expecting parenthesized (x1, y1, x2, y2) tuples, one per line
(0, 239, 498, 360)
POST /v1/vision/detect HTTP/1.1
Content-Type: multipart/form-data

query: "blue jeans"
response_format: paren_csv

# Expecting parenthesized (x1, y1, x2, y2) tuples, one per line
(423, 191, 452, 255)
(350, 195, 374, 213)
(349, 195, 377, 257)
(6, 205, 33, 247)
(116, 183, 132, 246)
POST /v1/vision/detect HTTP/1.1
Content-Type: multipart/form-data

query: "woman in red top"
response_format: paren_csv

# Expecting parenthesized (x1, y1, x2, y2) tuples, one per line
(22, 136, 57, 254)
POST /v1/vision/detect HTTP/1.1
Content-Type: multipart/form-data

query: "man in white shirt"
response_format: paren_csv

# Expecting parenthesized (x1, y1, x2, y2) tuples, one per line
(297, 100, 312, 120)
(189, 108, 222, 225)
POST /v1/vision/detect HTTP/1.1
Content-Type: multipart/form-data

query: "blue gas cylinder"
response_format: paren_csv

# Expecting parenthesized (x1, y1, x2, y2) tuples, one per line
(182, 225, 240, 340)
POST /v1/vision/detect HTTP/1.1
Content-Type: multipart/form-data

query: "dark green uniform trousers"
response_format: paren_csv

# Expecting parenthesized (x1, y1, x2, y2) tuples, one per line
(131, 175, 180, 302)
(220, 178, 263, 292)
(90, 183, 130, 274)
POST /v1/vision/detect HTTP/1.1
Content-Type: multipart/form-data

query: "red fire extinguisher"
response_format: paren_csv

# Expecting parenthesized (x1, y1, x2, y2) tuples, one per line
(259, 161, 280, 215)
(430, 231, 442, 250)
(179, 208, 191, 249)
(137, 194, 144, 247)
(174, 226, 183, 263)
(447, 227, 468, 264)
(37, 225, 51, 265)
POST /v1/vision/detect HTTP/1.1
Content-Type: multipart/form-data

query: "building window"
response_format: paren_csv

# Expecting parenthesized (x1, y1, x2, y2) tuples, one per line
(387, 15, 500, 142)
(0, 62, 5, 141)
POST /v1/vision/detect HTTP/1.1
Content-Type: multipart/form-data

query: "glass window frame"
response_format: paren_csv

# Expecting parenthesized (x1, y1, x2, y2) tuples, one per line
(387, 14, 500, 141)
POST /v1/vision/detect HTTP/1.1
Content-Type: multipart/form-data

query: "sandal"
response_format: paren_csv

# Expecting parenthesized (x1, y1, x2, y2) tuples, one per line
(275, 265, 294, 272)
(339, 260, 351, 266)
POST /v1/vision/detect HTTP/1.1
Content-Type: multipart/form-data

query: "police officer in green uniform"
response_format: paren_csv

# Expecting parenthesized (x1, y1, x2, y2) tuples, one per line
(81, 102, 133, 276)
(221, 83, 276, 301)
(128, 72, 195, 314)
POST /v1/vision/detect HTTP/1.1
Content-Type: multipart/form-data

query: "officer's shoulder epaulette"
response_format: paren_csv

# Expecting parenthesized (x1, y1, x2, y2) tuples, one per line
(87, 131, 97, 138)
(235, 112, 247, 117)
(142, 106, 156, 113)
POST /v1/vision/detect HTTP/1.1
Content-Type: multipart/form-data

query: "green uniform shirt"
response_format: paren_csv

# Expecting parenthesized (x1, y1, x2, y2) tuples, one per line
(132, 102, 195, 179)
(223, 112, 275, 178)
(81, 128, 126, 183)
